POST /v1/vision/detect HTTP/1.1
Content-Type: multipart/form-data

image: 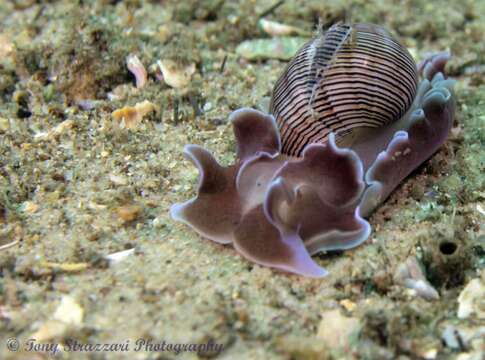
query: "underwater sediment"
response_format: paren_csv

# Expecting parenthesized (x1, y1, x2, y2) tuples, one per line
(0, 1, 484, 359)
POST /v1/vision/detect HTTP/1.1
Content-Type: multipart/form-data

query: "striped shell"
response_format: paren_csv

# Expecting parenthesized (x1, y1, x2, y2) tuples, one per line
(269, 23, 419, 156)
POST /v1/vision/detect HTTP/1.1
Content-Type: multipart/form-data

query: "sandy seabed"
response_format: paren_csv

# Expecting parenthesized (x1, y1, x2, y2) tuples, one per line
(0, 1, 484, 359)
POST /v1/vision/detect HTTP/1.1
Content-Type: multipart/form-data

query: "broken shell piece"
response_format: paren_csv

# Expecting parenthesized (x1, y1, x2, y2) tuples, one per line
(457, 277, 485, 319)
(104, 248, 135, 263)
(107, 84, 138, 101)
(476, 204, 485, 217)
(157, 59, 195, 88)
(340, 299, 357, 312)
(0, 240, 18, 251)
(126, 54, 148, 89)
(53, 295, 84, 326)
(52, 119, 74, 136)
(111, 100, 156, 129)
(258, 19, 310, 37)
(32, 296, 83, 342)
(394, 257, 440, 301)
(34, 120, 74, 141)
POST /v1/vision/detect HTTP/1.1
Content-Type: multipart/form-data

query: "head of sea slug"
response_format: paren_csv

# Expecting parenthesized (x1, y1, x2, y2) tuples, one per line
(170, 23, 456, 277)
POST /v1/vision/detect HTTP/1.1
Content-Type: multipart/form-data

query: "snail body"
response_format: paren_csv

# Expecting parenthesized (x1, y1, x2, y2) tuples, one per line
(270, 23, 418, 156)
(171, 23, 455, 277)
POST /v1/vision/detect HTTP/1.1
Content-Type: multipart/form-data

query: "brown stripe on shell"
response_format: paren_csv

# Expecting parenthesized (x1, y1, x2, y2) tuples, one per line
(269, 23, 418, 157)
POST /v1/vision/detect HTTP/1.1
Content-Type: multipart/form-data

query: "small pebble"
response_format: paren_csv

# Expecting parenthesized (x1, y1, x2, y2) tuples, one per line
(115, 204, 142, 222)
(317, 309, 361, 349)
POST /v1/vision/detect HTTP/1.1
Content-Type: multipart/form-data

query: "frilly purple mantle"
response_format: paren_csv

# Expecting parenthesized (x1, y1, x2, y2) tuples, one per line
(170, 54, 455, 277)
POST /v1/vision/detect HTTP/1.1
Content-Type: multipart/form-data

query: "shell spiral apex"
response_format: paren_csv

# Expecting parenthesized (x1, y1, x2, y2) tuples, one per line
(171, 22, 456, 278)
(270, 23, 419, 156)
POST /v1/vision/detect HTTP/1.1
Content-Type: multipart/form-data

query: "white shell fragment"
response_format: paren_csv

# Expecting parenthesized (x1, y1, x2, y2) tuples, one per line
(0, 239, 18, 251)
(32, 296, 84, 341)
(126, 54, 148, 89)
(157, 59, 195, 88)
(53, 295, 84, 325)
(457, 277, 485, 319)
(394, 257, 440, 301)
(34, 119, 74, 141)
(258, 19, 309, 37)
(476, 204, 485, 216)
(104, 248, 135, 263)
